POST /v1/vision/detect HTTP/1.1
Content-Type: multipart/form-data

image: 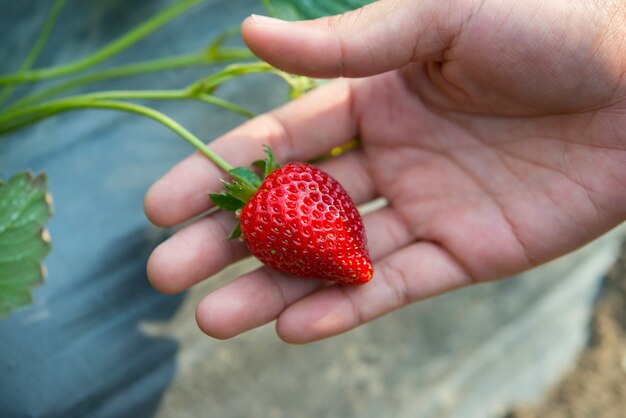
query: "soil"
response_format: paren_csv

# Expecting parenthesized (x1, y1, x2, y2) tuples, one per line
(507, 242, 626, 418)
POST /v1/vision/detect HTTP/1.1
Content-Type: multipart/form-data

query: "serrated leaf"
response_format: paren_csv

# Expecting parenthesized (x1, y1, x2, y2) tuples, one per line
(0, 172, 52, 319)
(227, 223, 242, 240)
(228, 167, 262, 189)
(223, 181, 256, 203)
(262, 145, 279, 177)
(209, 193, 245, 212)
(263, 0, 375, 21)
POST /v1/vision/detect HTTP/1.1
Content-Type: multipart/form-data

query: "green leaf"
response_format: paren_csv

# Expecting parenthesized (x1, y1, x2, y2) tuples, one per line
(263, 0, 375, 21)
(228, 167, 262, 189)
(262, 145, 279, 177)
(227, 223, 242, 240)
(209, 193, 245, 212)
(223, 181, 256, 203)
(0, 172, 52, 319)
(252, 159, 266, 179)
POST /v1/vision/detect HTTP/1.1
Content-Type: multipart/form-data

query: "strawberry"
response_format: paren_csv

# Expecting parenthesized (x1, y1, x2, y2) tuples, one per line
(209, 146, 373, 285)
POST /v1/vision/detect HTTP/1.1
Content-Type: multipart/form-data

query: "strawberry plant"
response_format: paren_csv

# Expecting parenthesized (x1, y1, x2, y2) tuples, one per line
(0, 0, 374, 317)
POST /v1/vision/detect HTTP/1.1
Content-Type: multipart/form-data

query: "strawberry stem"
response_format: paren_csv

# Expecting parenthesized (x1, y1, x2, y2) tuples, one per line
(0, 98, 236, 173)
(83, 100, 236, 173)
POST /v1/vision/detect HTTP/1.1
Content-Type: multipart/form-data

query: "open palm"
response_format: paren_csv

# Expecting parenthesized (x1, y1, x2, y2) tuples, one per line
(144, 0, 626, 342)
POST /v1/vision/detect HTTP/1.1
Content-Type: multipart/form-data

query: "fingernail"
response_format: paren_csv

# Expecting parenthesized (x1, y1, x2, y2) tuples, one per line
(250, 14, 288, 25)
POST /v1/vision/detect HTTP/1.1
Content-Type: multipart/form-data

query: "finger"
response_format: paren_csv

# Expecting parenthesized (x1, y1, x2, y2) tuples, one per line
(241, 0, 470, 78)
(196, 268, 323, 340)
(146, 211, 248, 294)
(276, 242, 471, 344)
(145, 79, 358, 227)
(146, 150, 378, 294)
(195, 206, 414, 339)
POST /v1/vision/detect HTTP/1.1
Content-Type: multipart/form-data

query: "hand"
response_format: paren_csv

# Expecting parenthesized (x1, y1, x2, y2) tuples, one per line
(144, 0, 626, 343)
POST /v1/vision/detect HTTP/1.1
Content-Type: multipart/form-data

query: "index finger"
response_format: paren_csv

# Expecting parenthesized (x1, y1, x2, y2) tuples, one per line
(144, 79, 358, 227)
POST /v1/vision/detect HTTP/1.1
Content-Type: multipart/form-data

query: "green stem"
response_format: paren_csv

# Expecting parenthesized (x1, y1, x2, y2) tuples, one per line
(0, 92, 254, 135)
(1, 62, 291, 125)
(5, 99, 234, 172)
(189, 61, 315, 98)
(0, 61, 307, 179)
(206, 26, 242, 58)
(196, 94, 254, 118)
(0, 87, 256, 126)
(0, 0, 66, 106)
(188, 62, 288, 93)
(73, 89, 189, 102)
(5, 47, 253, 111)
(93, 100, 234, 172)
(0, 0, 200, 86)
(0, 110, 65, 136)
(0, 92, 179, 124)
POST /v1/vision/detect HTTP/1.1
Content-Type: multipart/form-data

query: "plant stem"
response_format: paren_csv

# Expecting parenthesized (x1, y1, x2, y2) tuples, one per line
(0, 96, 252, 135)
(189, 62, 316, 98)
(1, 62, 291, 125)
(0, 98, 267, 179)
(89, 100, 235, 173)
(190, 62, 277, 91)
(0, 87, 255, 128)
(186, 61, 311, 97)
(5, 99, 235, 172)
(0, 110, 65, 136)
(206, 26, 242, 58)
(0, 93, 177, 124)
(0, 0, 201, 86)
(196, 94, 254, 118)
(0, 0, 66, 106)
(5, 47, 253, 111)
(76, 89, 190, 101)
(0, 61, 309, 178)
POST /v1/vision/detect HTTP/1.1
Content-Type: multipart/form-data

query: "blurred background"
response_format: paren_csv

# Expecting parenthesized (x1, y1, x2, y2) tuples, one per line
(1, 1, 624, 417)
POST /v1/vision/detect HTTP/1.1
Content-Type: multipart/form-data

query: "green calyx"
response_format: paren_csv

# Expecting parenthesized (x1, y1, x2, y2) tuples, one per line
(251, 145, 278, 179)
(208, 145, 279, 240)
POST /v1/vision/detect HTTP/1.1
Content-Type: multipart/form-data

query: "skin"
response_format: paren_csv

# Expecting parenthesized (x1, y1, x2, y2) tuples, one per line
(144, 0, 626, 343)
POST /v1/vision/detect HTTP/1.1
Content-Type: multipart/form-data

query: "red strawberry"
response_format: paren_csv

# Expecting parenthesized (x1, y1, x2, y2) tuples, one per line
(209, 147, 373, 285)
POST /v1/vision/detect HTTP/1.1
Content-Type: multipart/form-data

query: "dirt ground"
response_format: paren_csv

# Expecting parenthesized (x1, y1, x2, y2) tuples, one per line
(508, 243, 626, 418)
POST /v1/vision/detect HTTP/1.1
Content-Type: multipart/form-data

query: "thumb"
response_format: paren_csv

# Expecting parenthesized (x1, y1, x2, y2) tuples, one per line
(241, 0, 471, 78)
